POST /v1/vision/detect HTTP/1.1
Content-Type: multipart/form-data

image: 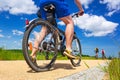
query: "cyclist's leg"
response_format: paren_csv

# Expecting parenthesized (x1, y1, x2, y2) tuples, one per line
(59, 16, 74, 50)
(59, 16, 76, 59)
(30, 26, 47, 58)
(96, 52, 98, 59)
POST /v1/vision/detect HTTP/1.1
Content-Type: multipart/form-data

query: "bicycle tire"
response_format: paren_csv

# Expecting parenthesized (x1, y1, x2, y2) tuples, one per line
(70, 35, 82, 67)
(22, 18, 58, 72)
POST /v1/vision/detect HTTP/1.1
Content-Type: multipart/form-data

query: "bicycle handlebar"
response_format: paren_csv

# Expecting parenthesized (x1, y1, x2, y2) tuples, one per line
(71, 13, 79, 18)
(71, 11, 84, 18)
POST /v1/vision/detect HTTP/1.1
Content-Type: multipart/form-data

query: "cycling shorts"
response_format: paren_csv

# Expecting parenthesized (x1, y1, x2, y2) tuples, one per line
(39, 0, 70, 19)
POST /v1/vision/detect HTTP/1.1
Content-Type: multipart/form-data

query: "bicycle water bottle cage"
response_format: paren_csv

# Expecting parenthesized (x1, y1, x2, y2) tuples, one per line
(44, 4, 57, 26)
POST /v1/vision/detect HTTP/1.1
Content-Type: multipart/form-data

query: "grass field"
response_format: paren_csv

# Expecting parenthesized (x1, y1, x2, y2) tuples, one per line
(0, 49, 97, 60)
(0, 49, 24, 60)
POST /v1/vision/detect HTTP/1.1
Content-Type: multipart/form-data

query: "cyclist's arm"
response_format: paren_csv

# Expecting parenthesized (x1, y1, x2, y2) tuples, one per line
(74, 0, 84, 16)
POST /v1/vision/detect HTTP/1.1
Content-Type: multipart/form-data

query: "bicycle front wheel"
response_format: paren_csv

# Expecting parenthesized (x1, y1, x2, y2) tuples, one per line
(70, 36, 82, 67)
(22, 18, 58, 72)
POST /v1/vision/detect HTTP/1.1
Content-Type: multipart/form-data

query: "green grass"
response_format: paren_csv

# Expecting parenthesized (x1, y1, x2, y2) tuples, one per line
(82, 56, 96, 60)
(0, 49, 104, 60)
(98, 58, 120, 80)
(0, 49, 24, 60)
(108, 58, 120, 80)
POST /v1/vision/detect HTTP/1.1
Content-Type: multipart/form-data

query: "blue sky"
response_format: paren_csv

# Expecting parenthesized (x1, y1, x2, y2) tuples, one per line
(0, 0, 120, 57)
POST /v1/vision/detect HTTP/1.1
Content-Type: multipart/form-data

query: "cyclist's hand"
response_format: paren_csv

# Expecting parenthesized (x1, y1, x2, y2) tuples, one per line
(78, 10, 84, 16)
(72, 10, 84, 17)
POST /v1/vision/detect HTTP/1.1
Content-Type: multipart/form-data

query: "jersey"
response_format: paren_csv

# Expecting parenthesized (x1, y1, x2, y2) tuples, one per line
(39, 0, 70, 19)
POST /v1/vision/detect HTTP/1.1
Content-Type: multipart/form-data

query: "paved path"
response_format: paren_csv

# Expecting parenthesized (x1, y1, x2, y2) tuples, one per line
(58, 65, 106, 80)
(0, 60, 107, 80)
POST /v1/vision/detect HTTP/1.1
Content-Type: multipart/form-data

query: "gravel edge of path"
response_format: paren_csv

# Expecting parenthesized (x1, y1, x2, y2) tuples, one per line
(58, 64, 107, 80)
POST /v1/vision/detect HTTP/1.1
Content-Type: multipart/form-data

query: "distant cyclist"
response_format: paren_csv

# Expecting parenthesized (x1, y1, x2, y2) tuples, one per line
(30, 0, 84, 60)
(94, 48, 99, 59)
(101, 49, 106, 59)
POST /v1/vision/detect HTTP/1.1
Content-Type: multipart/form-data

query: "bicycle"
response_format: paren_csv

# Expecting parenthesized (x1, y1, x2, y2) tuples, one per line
(22, 4, 82, 72)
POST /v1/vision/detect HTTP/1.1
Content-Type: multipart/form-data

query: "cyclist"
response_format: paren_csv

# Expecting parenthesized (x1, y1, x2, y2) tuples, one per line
(94, 48, 99, 59)
(30, 0, 84, 60)
(101, 49, 106, 59)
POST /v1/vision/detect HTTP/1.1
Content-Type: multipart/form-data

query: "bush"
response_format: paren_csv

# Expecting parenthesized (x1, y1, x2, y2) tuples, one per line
(0, 47, 4, 51)
(108, 56, 112, 60)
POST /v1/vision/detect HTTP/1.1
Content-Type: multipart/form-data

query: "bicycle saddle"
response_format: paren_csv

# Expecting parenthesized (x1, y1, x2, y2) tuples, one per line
(44, 4, 55, 12)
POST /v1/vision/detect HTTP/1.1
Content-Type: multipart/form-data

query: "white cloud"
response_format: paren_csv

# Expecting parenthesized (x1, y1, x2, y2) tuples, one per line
(81, 0, 93, 9)
(100, 0, 120, 16)
(12, 30, 24, 36)
(0, 34, 4, 38)
(0, 30, 4, 38)
(107, 10, 117, 16)
(0, 30, 2, 32)
(0, 0, 38, 15)
(58, 14, 119, 37)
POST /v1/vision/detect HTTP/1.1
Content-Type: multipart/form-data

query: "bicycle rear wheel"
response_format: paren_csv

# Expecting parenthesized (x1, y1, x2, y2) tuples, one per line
(22, 18, 58, 72)
(70, 35, 82, 67)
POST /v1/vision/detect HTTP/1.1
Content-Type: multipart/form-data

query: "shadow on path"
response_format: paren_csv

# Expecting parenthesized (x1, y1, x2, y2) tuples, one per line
(53, 63, 76, 70)
(27, 63, 76, 73)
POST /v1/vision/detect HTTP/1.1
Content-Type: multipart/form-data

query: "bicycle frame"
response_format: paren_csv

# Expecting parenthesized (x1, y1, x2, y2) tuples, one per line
(37, 4, 79, 55)
(22, 4, 82, 72)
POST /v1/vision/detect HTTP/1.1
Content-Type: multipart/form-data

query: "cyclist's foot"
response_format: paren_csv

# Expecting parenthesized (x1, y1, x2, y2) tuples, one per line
(30, 56, 37, 65)
(63, 49, 76, 59)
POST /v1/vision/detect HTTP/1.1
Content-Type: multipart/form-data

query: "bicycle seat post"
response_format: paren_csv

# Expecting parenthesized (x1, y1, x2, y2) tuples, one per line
(44, 4, 63, 45)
